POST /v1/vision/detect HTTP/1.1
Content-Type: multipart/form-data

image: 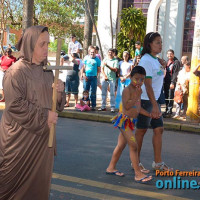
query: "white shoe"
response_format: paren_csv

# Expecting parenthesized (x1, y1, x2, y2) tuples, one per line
(111, 108, 115, 113)
(152, 161, 173, 171)
(173, 115, 180, 119)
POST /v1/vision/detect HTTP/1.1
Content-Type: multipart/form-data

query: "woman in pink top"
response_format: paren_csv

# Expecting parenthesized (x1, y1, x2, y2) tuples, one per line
(0, 48, 16, 102)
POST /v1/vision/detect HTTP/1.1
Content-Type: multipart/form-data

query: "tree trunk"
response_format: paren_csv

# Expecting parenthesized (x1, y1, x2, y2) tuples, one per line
(110, 0, 113, 48)
(22, 0, 34, 30)
(115, 0, 120, 48)
(187, 0, 200, 121)
(0, 0, 9, 54)
(83, 0, 94, 56)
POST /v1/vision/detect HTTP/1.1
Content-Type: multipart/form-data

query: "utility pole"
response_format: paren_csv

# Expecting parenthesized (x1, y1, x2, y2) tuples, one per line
(22, 0, 34, 30)
(187, 0, 200, 121)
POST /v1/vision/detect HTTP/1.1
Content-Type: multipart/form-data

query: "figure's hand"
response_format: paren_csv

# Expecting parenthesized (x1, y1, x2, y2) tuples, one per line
(120, 77, 125, 82)
(48, 111, 58, 128)
(170, 84, 174, 89)
(135, 85, 142, 96)
(84, 75, 88, 82)
(151, 104, 161, 119)
(104, 75, 108, 81)
(52, 79, 64, 93)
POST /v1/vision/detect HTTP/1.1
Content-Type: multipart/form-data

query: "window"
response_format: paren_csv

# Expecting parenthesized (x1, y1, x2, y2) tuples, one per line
(182, 0, 197, 54)
(122, 0, 152, 16)
(122, 0, 134, 9)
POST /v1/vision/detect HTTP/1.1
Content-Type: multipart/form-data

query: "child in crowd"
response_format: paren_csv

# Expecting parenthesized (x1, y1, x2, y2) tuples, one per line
(106, 66, 153, 183)
(76, 90, 90, 112)
(133, 55, 141, 67)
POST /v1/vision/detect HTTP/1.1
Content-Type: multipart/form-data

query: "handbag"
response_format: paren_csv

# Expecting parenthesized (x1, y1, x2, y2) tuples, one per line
(174, 90, 183, 103)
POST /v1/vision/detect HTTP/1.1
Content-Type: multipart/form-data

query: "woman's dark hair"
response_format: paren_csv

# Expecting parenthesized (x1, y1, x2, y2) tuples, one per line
(141, 32, 161, 56)
(131, 65, 146, 77)
(72, 53, 79, 58)
(94, 46, 99, 51)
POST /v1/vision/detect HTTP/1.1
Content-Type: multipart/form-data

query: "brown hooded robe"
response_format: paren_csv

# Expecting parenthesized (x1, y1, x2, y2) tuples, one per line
(0, 26, 65, 200)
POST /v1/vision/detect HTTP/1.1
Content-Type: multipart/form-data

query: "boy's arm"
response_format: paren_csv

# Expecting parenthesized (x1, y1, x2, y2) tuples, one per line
(139, 107, 151, 117)
(122, 87, 141, 110)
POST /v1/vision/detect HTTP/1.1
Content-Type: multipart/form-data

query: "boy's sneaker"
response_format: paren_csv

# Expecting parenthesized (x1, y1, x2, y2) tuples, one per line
(98, 108, 106, 111)
(111, 108, 115, 113)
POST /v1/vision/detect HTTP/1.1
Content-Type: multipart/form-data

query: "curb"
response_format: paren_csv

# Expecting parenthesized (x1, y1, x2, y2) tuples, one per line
(1, 103, 199, 133)
(58, 111, 200, 134)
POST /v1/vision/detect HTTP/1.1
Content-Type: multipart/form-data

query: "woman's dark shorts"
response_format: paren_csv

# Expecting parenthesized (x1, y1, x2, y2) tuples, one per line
(136, 100, 163, 129)
(65, 75, 79, 95)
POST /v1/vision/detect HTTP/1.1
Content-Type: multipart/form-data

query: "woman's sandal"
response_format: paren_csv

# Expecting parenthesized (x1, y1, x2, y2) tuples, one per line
(139, 163, 150, 174)
(152, 161, 173, 171)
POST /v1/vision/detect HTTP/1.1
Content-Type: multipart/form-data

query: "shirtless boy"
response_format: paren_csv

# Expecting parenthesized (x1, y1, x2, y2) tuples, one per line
(106, 66, 153, 183)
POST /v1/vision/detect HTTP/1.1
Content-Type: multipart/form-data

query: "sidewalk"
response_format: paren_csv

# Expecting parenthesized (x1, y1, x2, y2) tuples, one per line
(58, 96, 200, 133)
(1, 94, 199, 134)
(1, 100, 200, 133)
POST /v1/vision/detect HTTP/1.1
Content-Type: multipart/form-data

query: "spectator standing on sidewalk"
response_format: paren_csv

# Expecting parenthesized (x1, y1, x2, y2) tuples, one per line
(115, 51, 133, 109)
(64, 53, 82, 107)
(98, 48, 119, 113)
(135, 32, 173, 172)
(0, 48, 16, 102)
(173, 62, 191, 119)
(135, 41, 143, 57)
(113, 48, 121, 96)
(68, 34, 82, 55)
(163, 49, 181, 118)
(181, 55, 189, 69)
(94, 46, 102, 91)
(82, 46, 101, 111)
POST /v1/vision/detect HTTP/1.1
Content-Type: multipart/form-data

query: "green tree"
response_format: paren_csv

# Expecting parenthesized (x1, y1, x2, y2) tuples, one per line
(117, 6, 146, 59)
(34, 0, 85, 38)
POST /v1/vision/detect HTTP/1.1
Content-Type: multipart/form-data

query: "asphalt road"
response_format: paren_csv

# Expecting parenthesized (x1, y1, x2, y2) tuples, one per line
(0, 111, 199, 200)
(50, 117, 200, 200)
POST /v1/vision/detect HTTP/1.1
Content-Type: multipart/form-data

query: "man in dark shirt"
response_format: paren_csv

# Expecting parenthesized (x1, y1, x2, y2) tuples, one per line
(163, 49, 181, 118)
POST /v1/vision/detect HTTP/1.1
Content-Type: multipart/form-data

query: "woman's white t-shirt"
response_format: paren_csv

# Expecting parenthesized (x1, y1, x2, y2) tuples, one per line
(119, 60, 133, 76)
(139, 53, 164, 100)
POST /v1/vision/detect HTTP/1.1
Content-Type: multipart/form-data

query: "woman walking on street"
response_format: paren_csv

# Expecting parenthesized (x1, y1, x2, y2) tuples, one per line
(135, 32, 173, 172)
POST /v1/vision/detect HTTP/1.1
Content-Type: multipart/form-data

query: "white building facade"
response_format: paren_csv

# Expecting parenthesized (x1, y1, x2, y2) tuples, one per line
(97, 0, 197, 60)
